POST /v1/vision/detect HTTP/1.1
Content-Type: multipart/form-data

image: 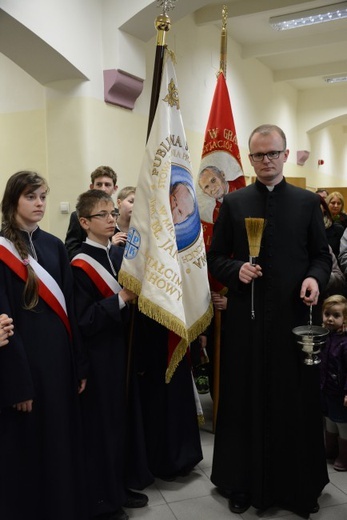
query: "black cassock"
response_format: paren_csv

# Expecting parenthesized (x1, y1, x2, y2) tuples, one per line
(0, 228, 87, 520)
(72, 243, 153, 517)
(207, 178, 332, 514)
(134, 314, 203, 480)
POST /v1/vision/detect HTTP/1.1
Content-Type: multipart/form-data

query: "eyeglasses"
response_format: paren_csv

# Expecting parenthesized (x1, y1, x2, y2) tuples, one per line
(249, 150, 285, 162)
(84, 210, 117, 220)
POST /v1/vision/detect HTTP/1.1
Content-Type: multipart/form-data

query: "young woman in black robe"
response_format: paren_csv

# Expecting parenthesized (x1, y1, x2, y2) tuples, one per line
(0, 171, 87, 520)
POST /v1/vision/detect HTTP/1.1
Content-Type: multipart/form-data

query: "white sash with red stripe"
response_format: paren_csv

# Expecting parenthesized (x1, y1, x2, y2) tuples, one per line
(71, 253, 122, 298)
(0, 237, 71, 338)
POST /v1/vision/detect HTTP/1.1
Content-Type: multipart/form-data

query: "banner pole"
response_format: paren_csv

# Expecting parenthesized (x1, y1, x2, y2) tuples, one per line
(212, 4, 228, 432)
(127, 1, 175, 393)
(219, 4, 228, 76)
(146, 3, 174, 141)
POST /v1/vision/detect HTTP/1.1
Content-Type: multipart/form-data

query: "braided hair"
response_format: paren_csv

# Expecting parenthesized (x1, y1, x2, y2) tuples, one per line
(1, 171, 49, 310)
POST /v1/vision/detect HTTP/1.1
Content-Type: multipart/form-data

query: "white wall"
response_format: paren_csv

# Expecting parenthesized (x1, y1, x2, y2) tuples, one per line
(307, 124, 347, 185)
(0, 0, 102, 92)
(296, 85, 347, 188)
(0, 2, 346, 239)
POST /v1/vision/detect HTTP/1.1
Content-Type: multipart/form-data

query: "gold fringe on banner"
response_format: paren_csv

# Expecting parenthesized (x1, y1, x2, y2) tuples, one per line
(198, 414, 205, 427)
(118, 270, 141, 295)
(164, 303, 213, 382)
(119, 269, 213, 383)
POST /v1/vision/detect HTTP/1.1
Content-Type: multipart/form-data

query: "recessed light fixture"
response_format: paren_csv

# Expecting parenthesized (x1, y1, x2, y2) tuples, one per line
(269, 2, 347, 31)
(324, 74, 347, 83)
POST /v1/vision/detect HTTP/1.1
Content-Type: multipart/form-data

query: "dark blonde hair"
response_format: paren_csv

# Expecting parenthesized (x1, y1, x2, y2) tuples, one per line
(322, 294, 347, 321)
(117, 186, 136, 202)
(326, 191, 345, 212)
(1, 171, 49, 310)
(319, 195, 333, 229)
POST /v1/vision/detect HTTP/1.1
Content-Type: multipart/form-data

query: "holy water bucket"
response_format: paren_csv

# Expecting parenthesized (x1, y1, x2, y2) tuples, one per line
(292, 324, 329, 365)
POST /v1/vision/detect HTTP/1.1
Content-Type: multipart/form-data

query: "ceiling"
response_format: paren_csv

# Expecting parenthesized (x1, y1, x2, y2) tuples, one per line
(122, 0, 347, 91)
(1, 1, 346, 92)
(0, 9, 87, 83)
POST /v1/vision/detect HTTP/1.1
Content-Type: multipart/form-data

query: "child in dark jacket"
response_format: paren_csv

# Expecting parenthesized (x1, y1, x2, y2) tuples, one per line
(321, 294, 347, 471)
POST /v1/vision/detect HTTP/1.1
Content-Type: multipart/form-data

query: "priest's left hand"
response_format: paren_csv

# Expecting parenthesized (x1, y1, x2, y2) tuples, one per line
(300, 277, 319, 306)
(78, 378, 87, 394)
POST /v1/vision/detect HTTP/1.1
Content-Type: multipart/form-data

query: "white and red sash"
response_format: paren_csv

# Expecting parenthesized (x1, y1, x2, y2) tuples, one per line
(71, 253, 122, 298)
(0, 237, 72, 338)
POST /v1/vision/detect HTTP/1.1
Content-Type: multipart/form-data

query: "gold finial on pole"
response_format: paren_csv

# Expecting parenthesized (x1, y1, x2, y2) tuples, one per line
(147, 0, 177, 140)
(155, 0, 176, 44)
(155, 13, 171, 46)
(219, 4, 228, 76)
(154, 1, 176, 46)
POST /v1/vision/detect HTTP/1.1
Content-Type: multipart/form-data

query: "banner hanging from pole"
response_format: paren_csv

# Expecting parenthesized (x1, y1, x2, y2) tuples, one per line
(196, 71, 246, 289)
(119, 49, 213, 382)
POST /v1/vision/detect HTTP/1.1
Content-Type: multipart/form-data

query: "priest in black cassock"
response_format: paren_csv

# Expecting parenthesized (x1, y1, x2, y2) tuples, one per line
(207, 124, 332, 518)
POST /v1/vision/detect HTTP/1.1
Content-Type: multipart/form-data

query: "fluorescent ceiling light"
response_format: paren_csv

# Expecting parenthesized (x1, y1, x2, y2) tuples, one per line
(269, 2, 347, 30)
(324, 74, 347, 83)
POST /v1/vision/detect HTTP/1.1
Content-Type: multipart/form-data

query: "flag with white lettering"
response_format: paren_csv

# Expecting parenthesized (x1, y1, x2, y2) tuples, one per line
(119, 50, 213, 382)
(196, 72, 245, 278)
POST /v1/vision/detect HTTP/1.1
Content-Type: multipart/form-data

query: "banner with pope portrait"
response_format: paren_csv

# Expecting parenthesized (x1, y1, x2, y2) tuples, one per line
(196, 72, 245, 254)
(119, 50, 213, 381)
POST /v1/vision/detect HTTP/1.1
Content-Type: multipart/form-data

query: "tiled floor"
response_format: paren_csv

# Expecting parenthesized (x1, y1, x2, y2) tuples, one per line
(125, 393, 347, 520)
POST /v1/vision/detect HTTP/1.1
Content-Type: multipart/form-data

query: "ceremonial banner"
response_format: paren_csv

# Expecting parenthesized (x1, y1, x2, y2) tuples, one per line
(119, 50, 213, 382)
(196, 72, 245, 256)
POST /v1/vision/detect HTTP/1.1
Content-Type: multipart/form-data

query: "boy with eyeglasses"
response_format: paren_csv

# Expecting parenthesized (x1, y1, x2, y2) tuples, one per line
(207, 124, 332, 517)
(71, 190, 150, 520)
(65, 165, 118, 260)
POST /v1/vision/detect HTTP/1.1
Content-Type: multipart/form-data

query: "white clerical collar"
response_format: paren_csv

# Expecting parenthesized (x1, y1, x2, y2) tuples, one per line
(85, 237, 112, 251)
(266, 186, 275, 191)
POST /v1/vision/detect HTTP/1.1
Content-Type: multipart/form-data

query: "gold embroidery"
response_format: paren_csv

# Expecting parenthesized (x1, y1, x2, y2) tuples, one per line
(163, 78, 180, 110)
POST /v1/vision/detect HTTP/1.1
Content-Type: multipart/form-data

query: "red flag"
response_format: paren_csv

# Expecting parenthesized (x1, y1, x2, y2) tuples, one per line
(196, 72, 245, 290)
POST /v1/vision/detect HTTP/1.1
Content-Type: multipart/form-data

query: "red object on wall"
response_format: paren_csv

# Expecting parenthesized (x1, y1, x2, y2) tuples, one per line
(318, 159, 324, 166)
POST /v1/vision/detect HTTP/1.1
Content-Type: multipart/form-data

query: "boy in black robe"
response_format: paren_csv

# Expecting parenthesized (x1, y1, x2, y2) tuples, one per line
(71, 190, 150, 520)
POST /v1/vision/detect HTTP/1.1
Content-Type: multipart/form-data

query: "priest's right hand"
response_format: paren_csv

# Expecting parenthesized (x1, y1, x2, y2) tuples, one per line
(239, 262, 262, 284)
(13, 400, 33, 413)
